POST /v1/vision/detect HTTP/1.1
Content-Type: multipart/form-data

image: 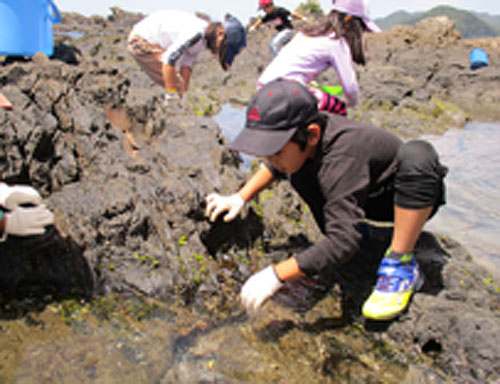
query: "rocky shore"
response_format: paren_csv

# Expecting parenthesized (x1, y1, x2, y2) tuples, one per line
(0, 7, 499, 383)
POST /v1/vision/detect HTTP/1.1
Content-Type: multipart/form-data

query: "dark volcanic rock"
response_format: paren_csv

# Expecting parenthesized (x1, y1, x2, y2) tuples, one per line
(0, 8, 499, 383)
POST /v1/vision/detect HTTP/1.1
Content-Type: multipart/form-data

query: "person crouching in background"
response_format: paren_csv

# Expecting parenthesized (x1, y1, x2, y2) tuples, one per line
(248, 0, 306, 57)
(127, 10, 246, 107)
(257, 0, 380, 116)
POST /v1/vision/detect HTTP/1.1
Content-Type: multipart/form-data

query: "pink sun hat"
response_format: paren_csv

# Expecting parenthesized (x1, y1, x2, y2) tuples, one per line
(331, 0, 381, 32)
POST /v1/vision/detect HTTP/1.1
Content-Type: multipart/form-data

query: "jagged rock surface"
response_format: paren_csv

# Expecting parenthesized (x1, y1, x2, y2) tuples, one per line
(0, 8, 499, 383)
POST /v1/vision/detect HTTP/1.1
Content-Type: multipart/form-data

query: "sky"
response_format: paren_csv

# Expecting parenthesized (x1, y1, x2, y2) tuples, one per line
(53, 0, 500, 23)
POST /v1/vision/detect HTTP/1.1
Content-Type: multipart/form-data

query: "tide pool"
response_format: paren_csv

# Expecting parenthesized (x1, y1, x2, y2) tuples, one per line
(424, 122, 500, 278)
(213, 103, 254, 171)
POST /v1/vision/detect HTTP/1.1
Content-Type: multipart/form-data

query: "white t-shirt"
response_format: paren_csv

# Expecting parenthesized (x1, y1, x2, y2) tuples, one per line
(257, 32, 360, 106)
(131, 10, 208, 68)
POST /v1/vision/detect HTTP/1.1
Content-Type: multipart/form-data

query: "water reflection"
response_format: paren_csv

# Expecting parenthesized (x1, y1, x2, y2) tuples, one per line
(424, 123, 500, 278)
(55, 31, 85, 39)
(213, 104, 254, 171)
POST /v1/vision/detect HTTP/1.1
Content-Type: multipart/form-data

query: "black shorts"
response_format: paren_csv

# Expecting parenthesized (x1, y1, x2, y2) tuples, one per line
(365, 140, 448, 222)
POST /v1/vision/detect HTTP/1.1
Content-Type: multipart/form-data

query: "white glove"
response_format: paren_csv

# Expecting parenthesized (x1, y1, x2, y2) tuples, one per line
(0, 183, 42, 210)
(240, 266, 284, 314)
(4, 204, 54, 237)
(205, 193, 244, 222)
(248, 25, 256, 32)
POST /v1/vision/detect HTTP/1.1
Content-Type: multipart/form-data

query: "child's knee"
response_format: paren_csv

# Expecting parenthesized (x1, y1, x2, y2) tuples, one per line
(395, 140, 447, 209)
(397, 140, 440, 174)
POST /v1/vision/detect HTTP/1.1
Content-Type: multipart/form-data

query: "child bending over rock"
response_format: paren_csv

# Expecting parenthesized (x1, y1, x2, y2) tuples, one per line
(205, 79, 447, 321)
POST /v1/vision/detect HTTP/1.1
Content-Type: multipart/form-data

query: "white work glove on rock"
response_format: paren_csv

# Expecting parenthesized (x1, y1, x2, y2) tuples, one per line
(0, 183, 41, 210)
(240, 266, 284, 314)
(205, 193, 244, 222)
(5, 205, 54, 237)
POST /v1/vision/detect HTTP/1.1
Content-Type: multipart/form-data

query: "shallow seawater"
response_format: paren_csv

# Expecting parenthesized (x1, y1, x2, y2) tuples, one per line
(55, 31, 85, 39)
(214, 105, 500, 277)
(0, 294, 410, 383)
(423, 122, 500, 278)
(213, 103, 254, 171)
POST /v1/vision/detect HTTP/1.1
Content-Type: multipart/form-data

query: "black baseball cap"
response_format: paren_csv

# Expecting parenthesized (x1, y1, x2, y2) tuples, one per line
(229, 79, 319, 156)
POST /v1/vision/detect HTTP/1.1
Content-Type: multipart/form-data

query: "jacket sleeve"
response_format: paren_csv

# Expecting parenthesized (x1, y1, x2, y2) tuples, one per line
(161, 32, 203, 67)
(295, 153, 370, 276)
(328, 38, 360, 107)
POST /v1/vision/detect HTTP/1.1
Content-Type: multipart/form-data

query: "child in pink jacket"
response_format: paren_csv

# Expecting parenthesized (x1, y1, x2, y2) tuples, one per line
(258, 0, 380, 116)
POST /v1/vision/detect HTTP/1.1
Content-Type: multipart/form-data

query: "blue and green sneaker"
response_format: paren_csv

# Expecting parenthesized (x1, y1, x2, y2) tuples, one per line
(362, 251, 423, 321)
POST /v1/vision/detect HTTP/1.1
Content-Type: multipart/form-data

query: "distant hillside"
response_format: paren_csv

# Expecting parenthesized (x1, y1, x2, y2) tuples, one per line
(374, 6, 499, 38)
(375, 10, 416, 31)
(474, 12, 500, 34)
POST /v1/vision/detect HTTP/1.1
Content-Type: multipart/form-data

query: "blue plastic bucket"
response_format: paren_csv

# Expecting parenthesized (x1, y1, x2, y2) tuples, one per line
(470, 48, 489, 70)
(0, 0, 61, 57)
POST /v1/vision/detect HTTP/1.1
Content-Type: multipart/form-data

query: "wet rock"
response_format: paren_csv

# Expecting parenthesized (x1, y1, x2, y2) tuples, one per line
(0, 226, 94, 304)
(0, 8, 499, 383)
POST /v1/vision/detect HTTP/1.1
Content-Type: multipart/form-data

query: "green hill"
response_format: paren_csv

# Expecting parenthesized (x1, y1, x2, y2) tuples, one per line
(374, 5, 499, 38)
(475, 12, 500, 35)
(375, 10, 415, 31)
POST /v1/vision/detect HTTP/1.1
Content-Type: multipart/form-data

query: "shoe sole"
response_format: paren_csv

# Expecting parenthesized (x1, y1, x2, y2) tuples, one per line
(363, 267, 425, 321)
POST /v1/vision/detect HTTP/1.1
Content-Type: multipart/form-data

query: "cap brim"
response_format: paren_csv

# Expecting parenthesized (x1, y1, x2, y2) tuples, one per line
(228, 125, 297, 157)
(364, 18, 381, 33)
